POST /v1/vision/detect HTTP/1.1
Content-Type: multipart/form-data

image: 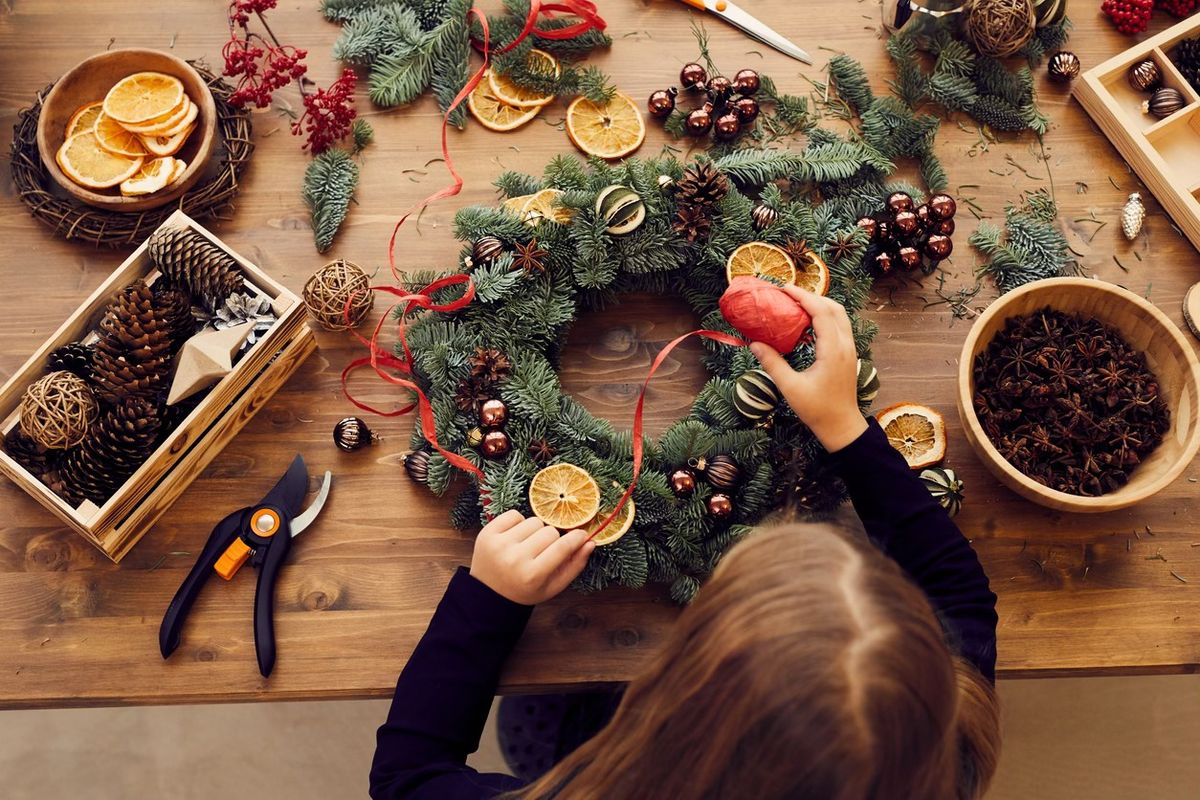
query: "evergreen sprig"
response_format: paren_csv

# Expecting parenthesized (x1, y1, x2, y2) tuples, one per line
(303, 148, 360, 253)
(969, 190, 1071, 293)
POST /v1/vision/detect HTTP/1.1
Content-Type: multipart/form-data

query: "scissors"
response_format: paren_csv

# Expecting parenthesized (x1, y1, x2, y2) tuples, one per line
(159, 455, 332, 677)
(675, 0, 811, 64)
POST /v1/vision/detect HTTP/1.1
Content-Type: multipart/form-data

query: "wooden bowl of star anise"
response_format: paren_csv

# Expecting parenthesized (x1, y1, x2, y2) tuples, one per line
(958, 277, 1200, 513)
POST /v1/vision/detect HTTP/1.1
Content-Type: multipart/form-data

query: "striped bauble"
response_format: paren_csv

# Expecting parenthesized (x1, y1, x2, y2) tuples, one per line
(919, 466, 964, 517)
(856, 358, 880, 405)
(733, 369, 779, 421)
(595, 185, 646, 235)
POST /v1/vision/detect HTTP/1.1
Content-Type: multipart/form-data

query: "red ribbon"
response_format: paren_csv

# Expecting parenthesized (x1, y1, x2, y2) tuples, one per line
(586, 330, 748, 540)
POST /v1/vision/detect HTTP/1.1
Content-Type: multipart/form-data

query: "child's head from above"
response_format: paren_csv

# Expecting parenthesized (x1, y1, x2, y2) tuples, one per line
(515, 522, 1000, 800)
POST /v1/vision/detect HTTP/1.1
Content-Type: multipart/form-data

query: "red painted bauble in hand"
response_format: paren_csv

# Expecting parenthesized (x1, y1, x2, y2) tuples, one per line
(719, 276, 813, 354)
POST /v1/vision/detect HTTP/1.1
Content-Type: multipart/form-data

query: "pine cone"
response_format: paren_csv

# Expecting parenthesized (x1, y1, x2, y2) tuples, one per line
(414, 0, 449, 30)
(969, 95, 1027, 133)
(147, 225, 243, 311)
(1173, 37, 1200, 90)
(672, 205, 713, 243)
(93, 281, 191, 403)
(59, 398, 162, 505)
(454, 375, 494, 413)
(4, 428, 58, 479)
(468, 347, 512, 384)
(207, 292, 276, 353)
(675, 162, 730, 210)
(46, 342, 95, 382)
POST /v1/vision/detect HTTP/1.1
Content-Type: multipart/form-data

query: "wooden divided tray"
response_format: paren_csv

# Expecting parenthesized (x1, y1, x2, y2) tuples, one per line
(1077, 16, 1200, 254)
(0, 210, 316, 562)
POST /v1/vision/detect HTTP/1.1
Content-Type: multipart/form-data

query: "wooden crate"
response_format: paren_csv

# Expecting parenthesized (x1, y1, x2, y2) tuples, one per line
(1077, 16, 1200, 253)
(0, 210, 316, 562)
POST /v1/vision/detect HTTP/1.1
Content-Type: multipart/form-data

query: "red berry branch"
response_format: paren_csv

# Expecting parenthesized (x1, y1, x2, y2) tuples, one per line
(1101, 0, 1197, 35)
(221, 0, 357, 153)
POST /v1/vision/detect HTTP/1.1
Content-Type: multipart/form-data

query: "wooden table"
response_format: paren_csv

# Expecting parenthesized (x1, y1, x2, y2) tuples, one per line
(2, 1, 1199, 710)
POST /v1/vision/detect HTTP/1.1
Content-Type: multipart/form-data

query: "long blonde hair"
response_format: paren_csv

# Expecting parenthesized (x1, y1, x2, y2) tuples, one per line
(514, 523, 1000, 800)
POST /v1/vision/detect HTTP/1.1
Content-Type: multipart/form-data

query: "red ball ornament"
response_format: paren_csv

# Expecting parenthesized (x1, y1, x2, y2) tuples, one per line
(934, 217, 955, 236)
(898, 245, 923, 271)
(928, 193, 957, 220)
(719, 276, 814, 353)
(886, 191, 914, 213)
(924, 234, 953, 261)
(670, 468, 697, 496)
(893, 209, 920, 238)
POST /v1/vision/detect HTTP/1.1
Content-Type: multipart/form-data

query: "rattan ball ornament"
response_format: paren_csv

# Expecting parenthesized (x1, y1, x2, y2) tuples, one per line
(19, 371, 99, 450)
(303, 259, 374, 331)
(964, 0, 1035, 58)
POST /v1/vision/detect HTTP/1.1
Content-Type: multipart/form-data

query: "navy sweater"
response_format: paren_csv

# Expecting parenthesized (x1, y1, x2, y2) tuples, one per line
(369, 419, 999, 799)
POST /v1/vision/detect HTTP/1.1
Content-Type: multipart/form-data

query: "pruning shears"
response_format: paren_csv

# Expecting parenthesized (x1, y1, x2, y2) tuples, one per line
(159, 455, 332, 677)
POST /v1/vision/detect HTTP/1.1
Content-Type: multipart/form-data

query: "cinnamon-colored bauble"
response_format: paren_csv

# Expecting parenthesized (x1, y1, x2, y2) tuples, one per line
(870, 250, 895, 276)
(670, 468, 697, 496)
(934, 218, 955, 236)
(647, 88, 677, 119)
(404, 449, 431, 484)
(707, 493, 734, 518)
(713, 111, 742, 142)
(928, 193, 957, 220)
(705, 454, 740, 489)
(479, 398, 508, 428)
(893, 210, 920, 238)
(732, 68, 761, 96)
(684, 108, 713, 136)
(915, 204, 931, 225)
(680, 62, 708, 90)
(731, 96, 760, 124)
(719, 276, 813, 354)
(925, 234, 954, 261)
(886, 191, 914, 213)
(707, 75, 733, 105)
(898, 246, 923, 271)
(481, 429, 511, 459)
(873, 218, 892, 243)
(856, 216, 878, 240)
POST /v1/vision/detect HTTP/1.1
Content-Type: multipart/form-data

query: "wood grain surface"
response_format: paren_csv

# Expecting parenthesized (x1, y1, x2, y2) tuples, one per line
(2, 1, 1199, 709)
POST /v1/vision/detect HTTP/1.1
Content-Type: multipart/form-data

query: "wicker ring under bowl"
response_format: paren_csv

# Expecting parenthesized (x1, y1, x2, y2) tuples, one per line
(957, 277, 1200, 513)
(10, 60, 252, 248)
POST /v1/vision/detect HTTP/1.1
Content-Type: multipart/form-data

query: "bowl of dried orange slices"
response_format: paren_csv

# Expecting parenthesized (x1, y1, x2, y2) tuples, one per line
(36, 48, 216, 211)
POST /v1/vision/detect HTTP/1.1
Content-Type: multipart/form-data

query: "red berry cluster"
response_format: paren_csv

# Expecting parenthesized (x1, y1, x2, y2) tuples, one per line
(222, 0, 307, 109)
(292, 69, 359, 154)
(1100, 0, 1196, 34)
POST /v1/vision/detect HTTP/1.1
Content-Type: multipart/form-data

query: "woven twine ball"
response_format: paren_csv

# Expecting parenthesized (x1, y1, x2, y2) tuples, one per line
(303, 259, 374, 331)
(964, 0, 1035, 58)
(18, 370, 98, 449)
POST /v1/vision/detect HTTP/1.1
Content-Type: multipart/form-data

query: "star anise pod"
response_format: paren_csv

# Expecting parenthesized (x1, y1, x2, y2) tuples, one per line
(825, 231, 862, 263)
(527, 437, 556, 465)
(782, 239, 814, 266)
(672, 205, 712, 243)
(468, 347, 512, 384)
(512, 238, 548, 274)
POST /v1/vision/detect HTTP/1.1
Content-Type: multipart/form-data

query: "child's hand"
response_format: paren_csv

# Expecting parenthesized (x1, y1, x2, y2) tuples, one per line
(469, 510, 595, 605)
(749, 286, 868, 453)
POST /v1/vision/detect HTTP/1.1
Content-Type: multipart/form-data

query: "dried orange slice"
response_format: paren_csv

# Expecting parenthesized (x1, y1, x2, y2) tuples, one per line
(65, 101, 104, 137)
(103, 72, 185, 125)
(123, 98, 196, 137)
(584, 496, 636, 546)
(725, 242, 797, 285)
(521, 188, 575, 226)
(56, 131, 144, 189)
(876, 402, 947, 470)
(167, 157, 188, 183)
(565, 92, 645, 160)
(528, 463, 601, 530)
(791, 246, 831, 296)
(488, 49, 560, 108)
(502, 193, 534, 216)
(468, 75, 542, 132)
(141, 123, 194, 157)
(94, 112, 148, 158)
(120, 157, 176, 196)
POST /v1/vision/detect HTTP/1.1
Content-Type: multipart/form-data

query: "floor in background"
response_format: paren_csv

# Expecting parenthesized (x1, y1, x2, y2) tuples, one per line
(2, 676, 1197, 799)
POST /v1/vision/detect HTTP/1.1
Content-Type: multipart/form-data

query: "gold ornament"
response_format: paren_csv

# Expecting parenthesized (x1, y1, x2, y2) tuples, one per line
(303, 259, 374, 331)
(19, 371, 99, 449)
(1121, 193, 1146, 241)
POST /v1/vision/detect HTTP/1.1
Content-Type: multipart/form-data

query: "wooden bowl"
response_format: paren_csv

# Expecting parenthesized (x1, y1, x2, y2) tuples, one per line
(35, 48, 217, 212)
(957, 277, 1200, 513)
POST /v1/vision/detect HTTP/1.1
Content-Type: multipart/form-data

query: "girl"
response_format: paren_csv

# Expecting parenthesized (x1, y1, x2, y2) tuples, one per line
(370, 287, 1000, 800)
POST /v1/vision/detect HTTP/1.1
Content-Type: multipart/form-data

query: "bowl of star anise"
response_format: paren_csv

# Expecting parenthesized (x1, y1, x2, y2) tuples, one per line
(958, 277, 1200, 513)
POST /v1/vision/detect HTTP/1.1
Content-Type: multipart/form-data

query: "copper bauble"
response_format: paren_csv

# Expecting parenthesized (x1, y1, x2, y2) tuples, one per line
(481, 429, 511, 458)
(898, 245, 923, 271)
(855, 216, 877, 240)
(403, 449, 431, 484)
(886, 191, 914, 213)
(731, 96, 760, 124)
(1127, 59, 1162, 92)
(670, 468, 697, 496)
(479, 398, 508, 428)
(707, 493, 734, 518)
(751, 203, 778, 231)
(333, 416, 375, 452)
(680, 62, 708, 90)
(647, 87, 677, 119)
(934, 217, 955, 236)
(1047, 51, 1080, 84)
(893, 209, 920, 238)
(873, 218, 892, 243)
(707, 75, 733, 105)
(713, 111, 741, 142)
(928, 193, 957, 220)
(924, 234, 953, 261)
(915, 203, 931, 225)
(871, 250, 895, 275)
(705, 454, 740, 489)
(732, 68, 761, 95)
(472, 235, 504, 267)
(684, 107, 713, 136)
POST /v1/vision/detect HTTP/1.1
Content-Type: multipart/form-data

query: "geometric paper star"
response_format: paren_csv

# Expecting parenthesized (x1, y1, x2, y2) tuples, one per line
(166, 322, 254, 405)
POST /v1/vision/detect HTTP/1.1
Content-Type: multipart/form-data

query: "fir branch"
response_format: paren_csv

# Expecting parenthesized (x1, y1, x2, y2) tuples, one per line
(303, 148, 359, 253)
(320, 0, 396, 22)
(828, 54, 876, 114)
(331, 4, 421, 66)
(970, 190, 1069, 293)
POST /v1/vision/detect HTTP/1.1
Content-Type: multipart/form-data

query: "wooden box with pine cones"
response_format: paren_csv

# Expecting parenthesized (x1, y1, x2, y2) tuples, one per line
(0, 211, 316, 562)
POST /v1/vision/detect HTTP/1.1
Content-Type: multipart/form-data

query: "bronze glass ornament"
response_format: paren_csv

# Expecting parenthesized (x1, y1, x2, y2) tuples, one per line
(713, 111, 742, 141)
(704, 454, 741, 489)
(707, 493, 734, 518)
(680, 63, 708, 89)
(898, 245, 923, 271)
(647, 87, 677, 119)
(731, 96, 760, 124)
(893, 209, 920, 238)
(471, 235, 504, 267)
(403, 449, 431, 484)
(886, 191, 914, 213)
(1145, 87, 1185, 119)
(333, 417, 376, 452)
(732, 68, 761, 95)
(670, 468, 697, 496)
(925, 234, 953, 260)
(684, 107, 713, 136)
(1047, 51, 1080, 83)
(707, 75, 733, 105)
(928, 193, 957, 220)
(1127, 59, 1161, 92)
(479, 398, 508, 428)
(481, 429, 511, 458)
(751, 203, 778, 231)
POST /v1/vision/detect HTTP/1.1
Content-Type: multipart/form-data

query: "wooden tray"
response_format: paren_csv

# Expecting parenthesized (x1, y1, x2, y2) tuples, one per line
(0, 210, 316, 562)
(1077, 16, 1200, 253)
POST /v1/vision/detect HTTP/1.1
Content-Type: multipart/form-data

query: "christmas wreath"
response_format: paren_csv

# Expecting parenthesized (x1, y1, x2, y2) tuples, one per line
(380, 134, 924, 602)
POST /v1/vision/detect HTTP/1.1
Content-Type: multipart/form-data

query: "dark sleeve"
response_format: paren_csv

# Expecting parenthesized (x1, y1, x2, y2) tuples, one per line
(369, 567, 532, 799)
(829, 418, 999, 683)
